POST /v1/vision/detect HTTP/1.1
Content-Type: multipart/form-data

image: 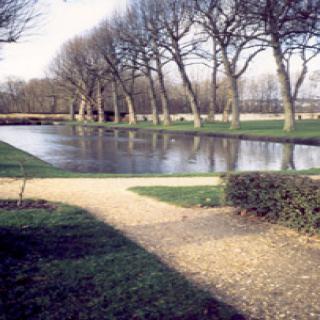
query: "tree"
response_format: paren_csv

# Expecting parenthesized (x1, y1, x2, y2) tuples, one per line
(50, 37, 100, 121)
(156, 0, 204, 128)
(0, 0, 38, 44)
(92, 19, 138, 125)
(195, 0, 265, 129)
(242, 0, 320, 131)
(114, 4, 160, 125)
(138, 0, 172, 125)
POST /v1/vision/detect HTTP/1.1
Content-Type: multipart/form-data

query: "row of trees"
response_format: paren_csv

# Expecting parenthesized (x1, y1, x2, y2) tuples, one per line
(48, 0, 320, 132)
(0, 0, 318, 131)
(0, 73, 292, 115)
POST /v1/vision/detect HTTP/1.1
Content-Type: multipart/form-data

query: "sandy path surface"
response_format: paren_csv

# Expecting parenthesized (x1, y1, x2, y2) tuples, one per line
(1, 177, 320, 320)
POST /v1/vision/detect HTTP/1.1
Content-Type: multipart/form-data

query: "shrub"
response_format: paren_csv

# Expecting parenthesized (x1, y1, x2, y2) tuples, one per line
(224, 173, 320, 234)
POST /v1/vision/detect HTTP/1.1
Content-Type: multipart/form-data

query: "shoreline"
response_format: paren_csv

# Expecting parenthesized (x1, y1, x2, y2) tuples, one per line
(1, 118, 320, 146)
(59, 120, 320, 146)
(97, 124, 320, 146)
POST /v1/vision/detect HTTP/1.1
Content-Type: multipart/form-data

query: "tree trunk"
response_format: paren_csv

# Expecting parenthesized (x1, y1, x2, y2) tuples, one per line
(78, 95, 85, 121)
(229, 77, 241, 129)
(125, 94, 137, 125)
(112, 80, 120, 123)
(51, 96, 57, 114)
(146, 69, 160, 125)
(184, 80, 202, 128)
(153, 43, 171, 126)
(292, 62, 308, 103)
(116, 75, 137, 125)
(223, 107, 230, 123)
(96, 80, 105, 123)
(86, 103, 94, 121)
(208, 38, 218, 122)
(175, 50, 202, 128)
(220, 47, 241, 129)
(271, 37, 295, 132)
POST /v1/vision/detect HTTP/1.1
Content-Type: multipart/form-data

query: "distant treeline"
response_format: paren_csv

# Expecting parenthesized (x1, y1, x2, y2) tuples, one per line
(0, 75, 318, 116)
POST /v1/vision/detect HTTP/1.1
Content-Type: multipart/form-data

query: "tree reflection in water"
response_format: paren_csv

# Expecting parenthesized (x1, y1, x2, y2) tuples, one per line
(0, 125, 319, 174)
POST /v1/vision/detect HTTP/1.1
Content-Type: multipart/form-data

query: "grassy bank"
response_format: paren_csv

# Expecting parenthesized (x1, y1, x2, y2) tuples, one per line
(130, 186, 223, 208)
(0, 201, 240, 319)
(0, 139, 319, 178)
(67, 119, 320, 142)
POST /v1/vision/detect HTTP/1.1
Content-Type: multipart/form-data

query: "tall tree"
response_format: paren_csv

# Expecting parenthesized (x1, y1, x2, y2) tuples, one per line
(195, 0, 265, 129)
(114, 5, 160, 125)
(50, 37, 100, 121)
(92, 19, 138, 125)
(156, 0, 204, 128)
(242, 0, 320, 131)
(139, 0, 172, 125)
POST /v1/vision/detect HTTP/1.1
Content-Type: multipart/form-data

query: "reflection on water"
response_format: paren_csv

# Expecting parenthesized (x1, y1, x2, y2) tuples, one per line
(0, 125, 319, 174)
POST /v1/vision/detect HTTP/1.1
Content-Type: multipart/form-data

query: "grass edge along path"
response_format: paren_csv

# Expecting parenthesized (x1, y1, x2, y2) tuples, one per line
(0, 201, 242, 319)
(0, 140, 320, 178)
(130, 185, 224, 208)
(130, 184, 320, 236)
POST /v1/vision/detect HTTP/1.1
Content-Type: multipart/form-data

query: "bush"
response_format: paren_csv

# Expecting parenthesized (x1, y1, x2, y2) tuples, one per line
(224, 173, 320, 234)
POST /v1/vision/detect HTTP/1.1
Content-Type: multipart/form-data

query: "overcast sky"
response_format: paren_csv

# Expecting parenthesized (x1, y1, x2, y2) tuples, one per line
(0, 0, 318, 85)
(0, 0, 128, 81)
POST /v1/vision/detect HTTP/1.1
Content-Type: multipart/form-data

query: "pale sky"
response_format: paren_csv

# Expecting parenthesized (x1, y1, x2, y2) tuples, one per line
(0, 0, 318, 86)
(0, 0, 128, 81)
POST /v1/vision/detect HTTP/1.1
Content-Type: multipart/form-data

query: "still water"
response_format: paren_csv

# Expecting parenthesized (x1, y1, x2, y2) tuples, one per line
(0, 125, 319, 173)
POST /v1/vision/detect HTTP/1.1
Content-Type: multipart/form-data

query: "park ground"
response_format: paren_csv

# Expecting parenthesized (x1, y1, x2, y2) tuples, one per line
(1, 177, 320, 319)
(0, 121, 320, 319)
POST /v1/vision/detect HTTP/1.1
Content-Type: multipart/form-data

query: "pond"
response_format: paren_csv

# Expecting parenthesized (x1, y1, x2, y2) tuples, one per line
(0, 125, 319, 174)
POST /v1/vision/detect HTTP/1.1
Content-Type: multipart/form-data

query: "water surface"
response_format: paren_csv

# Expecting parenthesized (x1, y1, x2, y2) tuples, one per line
(0, 125, 319, 173)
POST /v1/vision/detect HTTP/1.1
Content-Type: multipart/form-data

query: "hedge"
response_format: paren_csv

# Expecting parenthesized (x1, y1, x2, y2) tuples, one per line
(224, 173, 320, 234)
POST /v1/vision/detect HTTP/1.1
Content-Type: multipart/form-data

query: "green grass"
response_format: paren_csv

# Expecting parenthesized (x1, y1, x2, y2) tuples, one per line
(0, 202, 240, 319)
(130, 186, 224, 208)
(0, 141, 72, 178)
(68, 119, 320, 140)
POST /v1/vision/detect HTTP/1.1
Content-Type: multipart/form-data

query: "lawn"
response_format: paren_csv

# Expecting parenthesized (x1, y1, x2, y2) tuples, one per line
(130, 186, 224, 208)
(0, 201, 240, 319)
(69, 119, 320, 140)
(0, 141, 71, 178)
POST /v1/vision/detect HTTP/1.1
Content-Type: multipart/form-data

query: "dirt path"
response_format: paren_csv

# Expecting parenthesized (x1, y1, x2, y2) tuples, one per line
(1, 177, 320, 320)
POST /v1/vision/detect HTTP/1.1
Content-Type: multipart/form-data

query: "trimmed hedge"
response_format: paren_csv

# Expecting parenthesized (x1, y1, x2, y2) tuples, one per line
(224, 173, 320, 234)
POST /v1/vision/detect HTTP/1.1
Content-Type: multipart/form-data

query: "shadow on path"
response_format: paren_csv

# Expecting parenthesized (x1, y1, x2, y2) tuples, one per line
(0, 204, 244, 320)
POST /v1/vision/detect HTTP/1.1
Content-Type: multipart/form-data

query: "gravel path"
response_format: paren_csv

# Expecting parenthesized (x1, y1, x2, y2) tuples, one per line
(1, 177, 320, 320)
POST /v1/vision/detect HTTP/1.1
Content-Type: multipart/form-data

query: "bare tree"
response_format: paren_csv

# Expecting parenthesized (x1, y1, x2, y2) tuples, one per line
(0, 0, 39, 44)
(92, 19, 138, 124)
(242, 0, 320, 131)
(50, 36, 100, 121)
(156, 0, 204, 128)
(114, 5, 161, 125)
(138, 0, 172, 125)
(195, 0, 265, 129)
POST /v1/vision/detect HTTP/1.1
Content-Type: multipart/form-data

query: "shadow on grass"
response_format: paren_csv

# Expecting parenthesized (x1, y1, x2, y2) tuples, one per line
(0, 204, 244, 320)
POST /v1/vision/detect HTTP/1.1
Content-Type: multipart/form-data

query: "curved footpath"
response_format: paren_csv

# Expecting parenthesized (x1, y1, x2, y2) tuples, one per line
(1, 177, 320, 320)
